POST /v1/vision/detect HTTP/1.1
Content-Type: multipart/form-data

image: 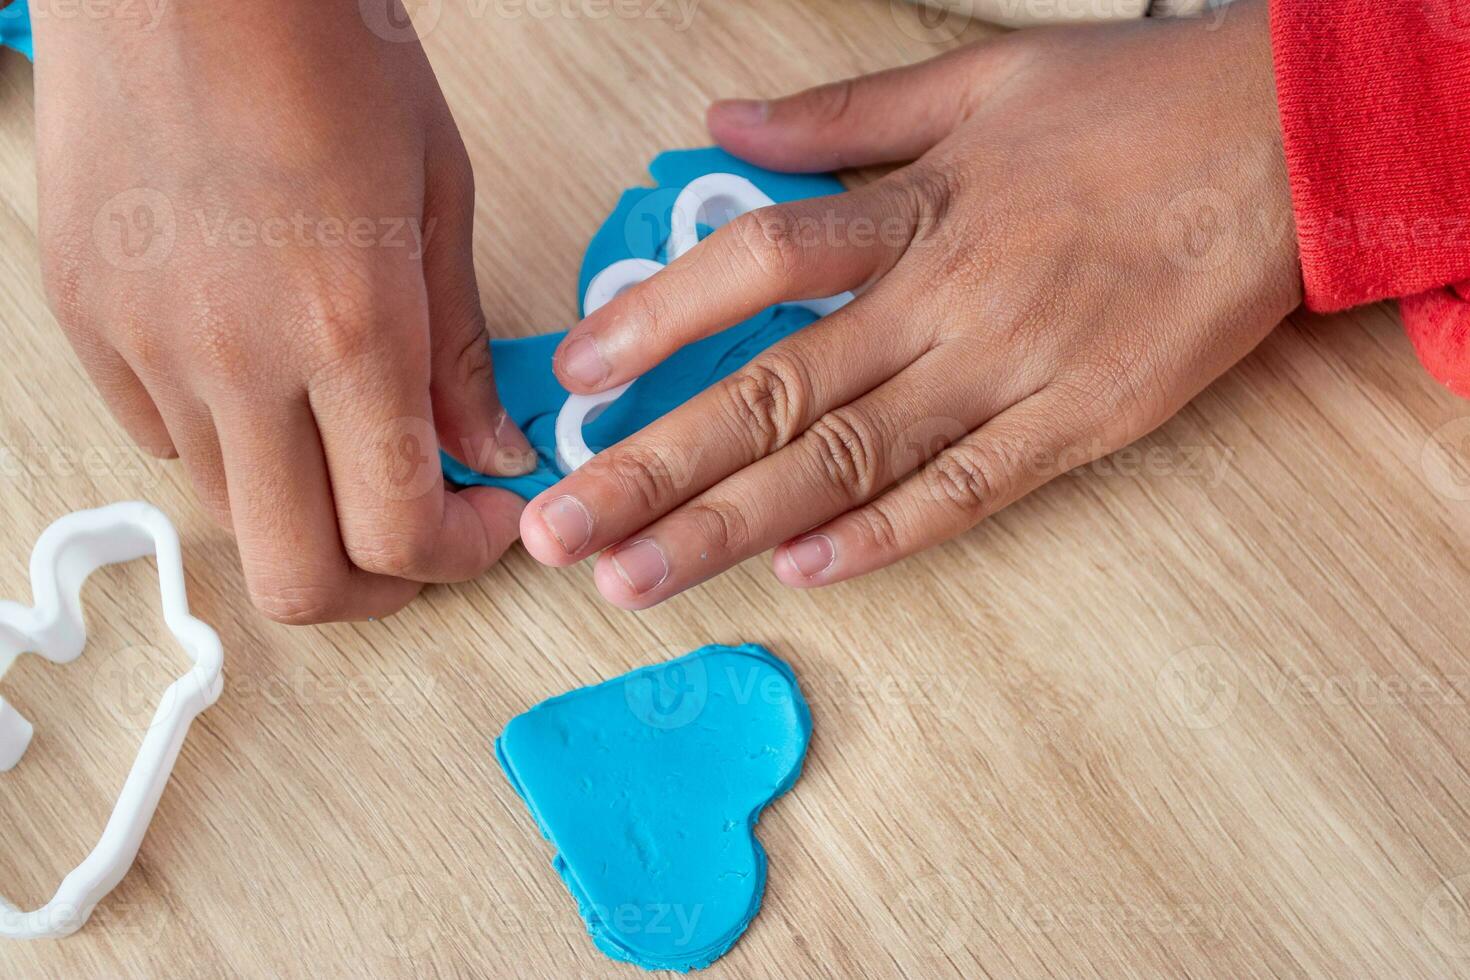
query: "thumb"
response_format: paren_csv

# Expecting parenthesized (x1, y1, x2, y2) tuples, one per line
(707, 44, 992, 173)
(421, 138, 536, 478)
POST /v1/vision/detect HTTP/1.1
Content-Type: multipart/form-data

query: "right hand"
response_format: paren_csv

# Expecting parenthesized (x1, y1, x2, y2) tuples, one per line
(33, 1, 533, 624)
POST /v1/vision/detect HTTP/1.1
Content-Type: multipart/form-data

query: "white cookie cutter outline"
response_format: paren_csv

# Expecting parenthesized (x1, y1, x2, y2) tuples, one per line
(0, 501, 223, 940)
(553, 172, 855, 474)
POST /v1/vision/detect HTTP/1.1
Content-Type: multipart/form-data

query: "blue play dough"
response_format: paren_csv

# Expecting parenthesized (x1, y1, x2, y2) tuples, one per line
(496, 643, 812, 972)
(442, 148, 845, 499)
(0, 0, 33, 61)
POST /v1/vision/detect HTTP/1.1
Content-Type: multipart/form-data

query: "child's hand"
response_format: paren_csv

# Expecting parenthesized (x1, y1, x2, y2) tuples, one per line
(34, 3, 533, 623)
(522, 0, 1302, 608)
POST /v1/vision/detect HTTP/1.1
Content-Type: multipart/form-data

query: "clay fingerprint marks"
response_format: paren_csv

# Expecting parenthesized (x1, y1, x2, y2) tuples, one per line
(496, 644, 812, 971)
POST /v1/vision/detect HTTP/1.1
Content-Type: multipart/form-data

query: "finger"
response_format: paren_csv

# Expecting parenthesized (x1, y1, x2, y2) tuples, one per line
(585, 351, 1015, 610)
(69, 340, 176, 457)
(309, 320, 524, 585)
(216, 399, 422, 625)
(156, 398, 232, 526)
(457, 484, 527, 548)
(553, 178, 916, 394)
(773, 388, 1083, 587)
(707, 44, 996, 172)
(119, 345, 234, 524)
(522, 283, 930, 567)
(421, 131, 535, 476)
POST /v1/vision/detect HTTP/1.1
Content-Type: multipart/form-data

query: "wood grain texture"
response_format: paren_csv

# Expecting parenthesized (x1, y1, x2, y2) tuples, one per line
(3, 1, 1470, 977)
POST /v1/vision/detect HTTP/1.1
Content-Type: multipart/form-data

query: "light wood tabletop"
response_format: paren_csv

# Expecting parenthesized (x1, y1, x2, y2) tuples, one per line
(3, 1, 1470, 977)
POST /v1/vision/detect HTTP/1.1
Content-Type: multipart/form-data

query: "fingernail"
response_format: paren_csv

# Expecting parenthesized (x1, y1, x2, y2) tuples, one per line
(610, 538, 669, 595)
(784, 534, 834, 578)
(558, 335, 608, 388)
(494, 444, 538, 476)
(713, 99, 770, 127)
(539, 494, 593, 553)
(493, 412, 537, 476)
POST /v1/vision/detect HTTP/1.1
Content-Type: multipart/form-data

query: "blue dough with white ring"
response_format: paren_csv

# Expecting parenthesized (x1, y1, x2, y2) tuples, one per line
(441, 148, 844, 499)
(496, 643, 812, 972)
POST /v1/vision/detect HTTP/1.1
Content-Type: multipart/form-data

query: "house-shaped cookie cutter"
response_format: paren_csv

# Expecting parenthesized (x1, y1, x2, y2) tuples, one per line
(554, 173, 855, 474)
(0, 501, 223, 940)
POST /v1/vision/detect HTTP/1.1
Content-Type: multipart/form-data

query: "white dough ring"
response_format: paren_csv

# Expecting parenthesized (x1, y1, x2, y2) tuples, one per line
(553, 173, 855, 475)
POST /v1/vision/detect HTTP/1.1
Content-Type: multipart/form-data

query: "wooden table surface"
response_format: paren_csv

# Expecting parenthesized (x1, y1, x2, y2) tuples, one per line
(3, 2, 1470, 977)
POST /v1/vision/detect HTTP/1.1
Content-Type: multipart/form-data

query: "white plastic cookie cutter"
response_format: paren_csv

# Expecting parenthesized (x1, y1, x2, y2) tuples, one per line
(0, 502, 224, 940)
(553, 173, 855, 474)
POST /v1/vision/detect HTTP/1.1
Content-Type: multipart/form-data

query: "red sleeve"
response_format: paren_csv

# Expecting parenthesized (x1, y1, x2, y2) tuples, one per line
(1270, 0, 1470, 397)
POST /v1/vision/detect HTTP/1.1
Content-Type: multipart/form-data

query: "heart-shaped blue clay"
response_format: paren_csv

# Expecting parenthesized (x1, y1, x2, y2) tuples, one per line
(496, 643, 811, 972)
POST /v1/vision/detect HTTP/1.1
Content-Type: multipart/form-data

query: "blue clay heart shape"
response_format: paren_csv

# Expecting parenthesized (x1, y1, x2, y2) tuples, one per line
(496, 643, 811, 972)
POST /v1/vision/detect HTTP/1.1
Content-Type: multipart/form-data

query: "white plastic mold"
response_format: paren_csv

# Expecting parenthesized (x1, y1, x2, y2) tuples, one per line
(553, 173, 855, 474)
(0, 501, 223, 940)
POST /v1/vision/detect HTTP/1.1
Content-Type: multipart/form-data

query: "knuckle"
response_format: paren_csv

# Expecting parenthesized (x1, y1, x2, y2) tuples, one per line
(449, 313, 494, 388)
(602, 443, 683, 513)
(928, 442, 1006, 520)
(39, 232, 92, 333)
(312, 309, 379, 366)
(720, 350, 812, 457)
(684, 498, 751, 555)
(1064, 348, 1167, 442)
(346, 527, 440, 579)
(730, 206, 806, 281)
(622, 284, 673, 345)
(851, 501, 903, 554)
(113, 309, 169, 375)
(252, 580, 344, 626)
(804, 408, 883, 501)
(805, 77, 857, 127)
(928, 236, 998, 304)
(294, 279, 387, 368)
(892, 165, 961, 238)
(182, 289, 252, 382)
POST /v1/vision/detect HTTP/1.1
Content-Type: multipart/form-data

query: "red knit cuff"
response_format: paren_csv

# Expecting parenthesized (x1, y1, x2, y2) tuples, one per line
(1402, 284, 1470, 398)
(1270, 0, 1470, 312)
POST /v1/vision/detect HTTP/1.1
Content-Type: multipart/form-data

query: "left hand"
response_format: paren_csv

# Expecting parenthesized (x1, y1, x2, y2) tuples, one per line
(520, 2, 1302, 609)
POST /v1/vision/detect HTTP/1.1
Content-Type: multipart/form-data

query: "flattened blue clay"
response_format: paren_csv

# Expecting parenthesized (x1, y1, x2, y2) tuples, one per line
(442, 149, 845, 499)
(496, 643, 812, 972)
